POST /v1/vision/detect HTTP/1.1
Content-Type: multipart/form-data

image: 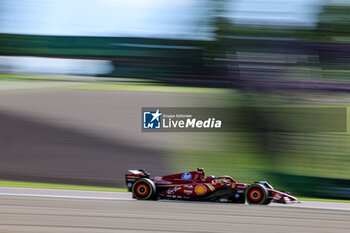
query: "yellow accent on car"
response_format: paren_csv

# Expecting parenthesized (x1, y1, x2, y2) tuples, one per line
(208, 184, 215, 191)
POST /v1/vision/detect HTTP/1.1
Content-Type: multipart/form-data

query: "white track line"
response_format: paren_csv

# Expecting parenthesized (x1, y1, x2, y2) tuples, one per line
(0, 187, 132, 201)
(0, 192, 132, 201)
(270, 202, 350, 211)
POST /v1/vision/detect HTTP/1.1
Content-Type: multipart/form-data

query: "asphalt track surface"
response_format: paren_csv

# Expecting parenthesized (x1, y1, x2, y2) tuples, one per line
(0, 187, 349, 233)
(0, 84, 222, 187)
(0, 88, 196, 186)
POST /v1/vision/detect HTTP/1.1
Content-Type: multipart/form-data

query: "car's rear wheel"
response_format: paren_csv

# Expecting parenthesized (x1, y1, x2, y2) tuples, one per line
(132, 178, 156, 200)
(245, 184, 268, 205)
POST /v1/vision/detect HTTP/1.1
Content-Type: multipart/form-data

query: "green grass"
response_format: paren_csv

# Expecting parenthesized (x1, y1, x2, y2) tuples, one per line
(67, 82, 227, 94)
(0, 180, 127, 192)
(0, 73, 150, 82)
(299, 197, 350, 203)
(0, 73, 52, 81)
(0, 73, 228, 94)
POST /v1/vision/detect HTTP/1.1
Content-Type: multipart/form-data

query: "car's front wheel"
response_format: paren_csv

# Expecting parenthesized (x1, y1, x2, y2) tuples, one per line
(245, 184, 269, 205)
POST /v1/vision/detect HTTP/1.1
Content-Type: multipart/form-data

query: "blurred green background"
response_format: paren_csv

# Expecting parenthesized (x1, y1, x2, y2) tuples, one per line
(1, 0, 350, 200)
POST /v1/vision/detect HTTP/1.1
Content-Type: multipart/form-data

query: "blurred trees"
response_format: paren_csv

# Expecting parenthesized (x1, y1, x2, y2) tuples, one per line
(314, 5, 350, 42)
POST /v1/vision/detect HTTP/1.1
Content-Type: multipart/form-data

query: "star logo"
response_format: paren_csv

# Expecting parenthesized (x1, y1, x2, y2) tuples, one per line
(151, 109, 162, 122)
(143, 109, 162, 129)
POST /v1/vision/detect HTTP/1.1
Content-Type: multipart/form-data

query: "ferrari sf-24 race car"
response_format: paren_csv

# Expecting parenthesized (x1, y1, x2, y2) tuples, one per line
(125, 168, 298, 205)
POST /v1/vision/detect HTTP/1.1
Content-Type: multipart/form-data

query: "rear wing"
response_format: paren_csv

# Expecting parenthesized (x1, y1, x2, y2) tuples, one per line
(127, 169, 150, 175)
(125, 169, 150, 191)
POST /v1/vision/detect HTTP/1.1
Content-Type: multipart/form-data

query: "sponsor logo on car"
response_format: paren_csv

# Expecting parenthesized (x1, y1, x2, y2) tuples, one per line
(184, 190, 193, 195)
(182, 172, 192, 180)
(156, 180, 173, 185)
(167, 186, 181, 195)
(195, 184, 207, 195)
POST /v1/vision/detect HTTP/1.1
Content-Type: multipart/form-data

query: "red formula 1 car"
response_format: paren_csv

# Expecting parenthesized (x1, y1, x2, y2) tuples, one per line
(125, 168, 298, 205)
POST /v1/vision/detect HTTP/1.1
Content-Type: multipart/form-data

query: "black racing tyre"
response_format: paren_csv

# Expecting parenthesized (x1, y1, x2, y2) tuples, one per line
(262, 197, 272, 205)
(132, 178, 156, 200)
(245, 184, 268, 205)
